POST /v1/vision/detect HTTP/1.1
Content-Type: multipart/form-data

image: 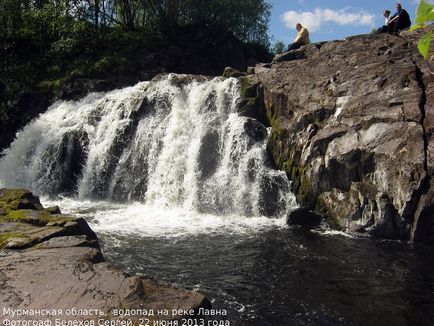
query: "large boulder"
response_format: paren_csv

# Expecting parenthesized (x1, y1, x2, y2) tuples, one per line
(256, 26, 434, 241)
(286, 207, 322, 228)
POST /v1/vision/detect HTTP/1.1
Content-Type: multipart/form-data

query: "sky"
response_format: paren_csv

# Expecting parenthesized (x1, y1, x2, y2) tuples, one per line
(268, 0, 422, 45)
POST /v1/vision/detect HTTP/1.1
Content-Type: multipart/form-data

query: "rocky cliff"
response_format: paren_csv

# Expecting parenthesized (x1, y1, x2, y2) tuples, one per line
(246, 26, 434, 241)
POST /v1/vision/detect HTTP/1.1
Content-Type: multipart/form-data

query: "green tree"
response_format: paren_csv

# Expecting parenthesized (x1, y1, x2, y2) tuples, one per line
(273, 40, 285, 54)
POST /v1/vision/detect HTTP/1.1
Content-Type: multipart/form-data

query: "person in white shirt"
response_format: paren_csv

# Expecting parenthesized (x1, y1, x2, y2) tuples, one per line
(377, 10, 394, 33)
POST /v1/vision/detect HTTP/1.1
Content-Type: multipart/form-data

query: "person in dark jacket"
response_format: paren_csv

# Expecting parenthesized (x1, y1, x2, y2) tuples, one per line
(388, 3, 411, 33)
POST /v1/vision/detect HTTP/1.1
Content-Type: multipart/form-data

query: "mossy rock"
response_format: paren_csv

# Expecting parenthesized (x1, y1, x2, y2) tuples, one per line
(317, 189, 362, 228)
(2, 209, 74, 227)
(0, 188, 43, 211)
(44, 206, 62, 215)
(0, 189, 92, 249)
(0, 232, 32, 249)
(239, 77, 263, 100)
(0, 222, 64, 249)
(222, 67, 246, 78)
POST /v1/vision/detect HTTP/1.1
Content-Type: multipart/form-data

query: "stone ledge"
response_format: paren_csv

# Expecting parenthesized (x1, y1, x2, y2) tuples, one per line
(0, 188, 210, 322)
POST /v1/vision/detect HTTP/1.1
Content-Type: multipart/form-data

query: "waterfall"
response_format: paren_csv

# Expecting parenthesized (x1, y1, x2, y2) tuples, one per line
(0, 74, 295, 219)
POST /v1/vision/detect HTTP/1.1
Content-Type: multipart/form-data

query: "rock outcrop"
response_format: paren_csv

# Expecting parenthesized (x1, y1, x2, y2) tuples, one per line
(249, 26, 434, 241)
(0, 188, 209, 322)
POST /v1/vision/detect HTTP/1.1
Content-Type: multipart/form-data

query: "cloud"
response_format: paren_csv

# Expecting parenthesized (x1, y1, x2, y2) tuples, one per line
(281, 8, 375, 32)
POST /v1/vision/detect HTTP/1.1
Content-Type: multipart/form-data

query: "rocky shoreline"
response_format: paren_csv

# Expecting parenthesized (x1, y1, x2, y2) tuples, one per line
(0, 188, 210, 323)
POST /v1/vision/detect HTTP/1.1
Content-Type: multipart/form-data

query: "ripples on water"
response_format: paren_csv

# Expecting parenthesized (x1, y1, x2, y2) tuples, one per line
(45, 199, 434, 326)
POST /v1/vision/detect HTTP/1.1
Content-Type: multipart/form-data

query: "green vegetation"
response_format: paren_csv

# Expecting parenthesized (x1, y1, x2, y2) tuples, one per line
(273, 40, 285, 54)
(0, 0, 272, 123)
(0, 232, 30, 249)
(0, 189, 38, 210)
(2, 209, 73, 226)
(411, 0, 434, 59)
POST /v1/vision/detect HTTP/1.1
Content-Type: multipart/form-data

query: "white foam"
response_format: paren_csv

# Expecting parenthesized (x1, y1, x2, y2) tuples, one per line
(43, 197, 288, 238)
(311, 229, 356, 238)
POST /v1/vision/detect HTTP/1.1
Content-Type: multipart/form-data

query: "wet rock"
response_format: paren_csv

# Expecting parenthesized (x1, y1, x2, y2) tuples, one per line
(237, 78, 269, 126)
(367, 194, 402, 239)
(198, 129, 220, 180)
(286, 207, 322, 227)
(45, 206, 62, 215)
(53, 131, 88, 195)
(258, 174, 289, 217)
(241, 79, 260, 98)
(243, 118, 267, 142)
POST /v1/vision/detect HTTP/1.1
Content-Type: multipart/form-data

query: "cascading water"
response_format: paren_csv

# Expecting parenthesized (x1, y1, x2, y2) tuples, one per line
(0, 74, 295, 236)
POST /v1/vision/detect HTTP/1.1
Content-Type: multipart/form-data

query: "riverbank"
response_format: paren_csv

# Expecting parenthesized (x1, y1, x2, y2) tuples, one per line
(0, 188, 210, 323)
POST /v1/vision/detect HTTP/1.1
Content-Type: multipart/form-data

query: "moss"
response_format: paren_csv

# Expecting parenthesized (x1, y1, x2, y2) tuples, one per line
(3, 209, 42, 223)
(240, 77, 251, 98)
(0, 232, 30, 249)
(245, 97, 257, 106)
(281, 158, 292, 172)
(298, 168, 315, 205)
(0, 189, 35, 210)
(2, 209, 73, 227)
(278, 147, 316, 206)
(268, 130, 283, 167)
(0, 189, 29, 203)
(269, 114, 279, 131)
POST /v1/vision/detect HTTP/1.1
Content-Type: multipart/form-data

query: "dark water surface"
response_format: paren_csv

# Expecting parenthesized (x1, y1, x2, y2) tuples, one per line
(96, 228, 434, 326)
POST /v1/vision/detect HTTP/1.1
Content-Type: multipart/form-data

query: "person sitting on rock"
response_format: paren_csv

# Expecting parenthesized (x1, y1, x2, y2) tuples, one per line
(287, 23, 310, 51)
(388, 3, 411, 34)
(377, 10, 394, 33)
